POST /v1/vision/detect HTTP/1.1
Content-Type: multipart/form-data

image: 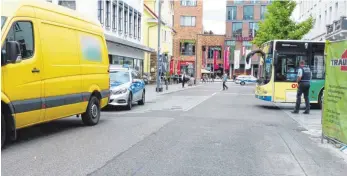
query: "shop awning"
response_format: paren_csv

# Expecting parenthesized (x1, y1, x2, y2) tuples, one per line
(104, 33, 155, 53)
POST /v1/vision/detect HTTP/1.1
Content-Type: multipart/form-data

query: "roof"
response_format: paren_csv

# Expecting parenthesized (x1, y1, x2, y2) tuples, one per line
(1, 0, 100, 27)
(143, 4, 176, 33)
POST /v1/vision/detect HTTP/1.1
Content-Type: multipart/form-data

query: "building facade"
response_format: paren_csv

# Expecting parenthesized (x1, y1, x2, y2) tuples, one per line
(46, 0, 154, 74)
(294, 0, 347, 41)
(196, 34, 226, 78)
(225, 0, 272, 76)
(173, 0, 203, 77)
(143, 0, 175, 80)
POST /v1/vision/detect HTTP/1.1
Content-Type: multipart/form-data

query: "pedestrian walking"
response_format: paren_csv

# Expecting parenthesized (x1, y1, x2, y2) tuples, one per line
(292, 60, 312, 114)
(222, 72, 228, 90)
(182, 73, 186, 88)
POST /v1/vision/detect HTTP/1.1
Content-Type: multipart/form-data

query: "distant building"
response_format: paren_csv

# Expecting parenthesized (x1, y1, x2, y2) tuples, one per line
(46, 0, 155, 74)
(294, 0, 347, 41)
(173, 0, 203, 77)
(225, 0, 272, 76)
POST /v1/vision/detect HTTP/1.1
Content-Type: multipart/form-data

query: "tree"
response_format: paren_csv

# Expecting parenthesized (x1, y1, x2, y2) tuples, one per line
(252, 0, 314, 47)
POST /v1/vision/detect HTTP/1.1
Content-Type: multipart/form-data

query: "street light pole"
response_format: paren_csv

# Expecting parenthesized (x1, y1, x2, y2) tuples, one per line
(156, 0, 162, 92)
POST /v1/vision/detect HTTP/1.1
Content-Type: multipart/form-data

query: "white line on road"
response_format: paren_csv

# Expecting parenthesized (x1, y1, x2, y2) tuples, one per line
(183, 92, 218, 112)
(222, 93, 254, 96)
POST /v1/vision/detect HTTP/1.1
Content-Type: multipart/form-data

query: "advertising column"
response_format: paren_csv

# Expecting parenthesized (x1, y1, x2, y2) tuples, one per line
(322, 40, 347, 144)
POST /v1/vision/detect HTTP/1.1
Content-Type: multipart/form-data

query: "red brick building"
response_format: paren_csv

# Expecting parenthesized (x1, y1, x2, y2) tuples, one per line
(225, 0, 272, 77)
(172, 0, 203, 77)
(196, 34, 226, 78)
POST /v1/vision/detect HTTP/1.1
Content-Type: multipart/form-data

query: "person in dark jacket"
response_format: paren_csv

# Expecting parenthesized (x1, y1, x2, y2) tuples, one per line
(182, 73, 186, 88)
(292, 60, 312, 114)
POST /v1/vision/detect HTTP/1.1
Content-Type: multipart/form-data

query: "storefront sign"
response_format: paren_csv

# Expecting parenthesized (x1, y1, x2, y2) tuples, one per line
(322, 40, 347, 144)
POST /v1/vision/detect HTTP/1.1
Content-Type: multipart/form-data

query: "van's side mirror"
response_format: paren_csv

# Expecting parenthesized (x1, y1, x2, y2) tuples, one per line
(5, 41, 22, 64)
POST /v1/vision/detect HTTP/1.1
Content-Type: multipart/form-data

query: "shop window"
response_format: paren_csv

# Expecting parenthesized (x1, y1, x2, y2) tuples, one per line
(118, 2, 123, 33)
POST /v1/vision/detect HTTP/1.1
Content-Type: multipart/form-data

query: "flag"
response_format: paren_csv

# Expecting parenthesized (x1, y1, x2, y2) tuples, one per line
(213, 50, 219, 70)
(234, 50, 240, 69)
(169, 60, 174, 74)
(177, 61, 181, 75)
(224, 46, 230, 70)
(245, 50, 252, 69)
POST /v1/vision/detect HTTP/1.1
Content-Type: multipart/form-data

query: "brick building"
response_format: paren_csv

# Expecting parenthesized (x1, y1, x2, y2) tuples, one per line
(172, 0, 203, 77)
(196, 34, 226, 78)
(225, 0, 272, 77)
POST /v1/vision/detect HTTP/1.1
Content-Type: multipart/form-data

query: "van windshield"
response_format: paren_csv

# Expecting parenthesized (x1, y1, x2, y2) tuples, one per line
(1, 16, 7, 29)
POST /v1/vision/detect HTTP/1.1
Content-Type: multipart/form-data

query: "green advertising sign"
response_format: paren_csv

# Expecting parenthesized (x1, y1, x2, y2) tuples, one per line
(322, 40, 347, 144)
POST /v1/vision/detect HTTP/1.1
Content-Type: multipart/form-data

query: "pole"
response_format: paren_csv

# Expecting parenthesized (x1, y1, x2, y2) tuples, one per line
(156, 0, 162, 92)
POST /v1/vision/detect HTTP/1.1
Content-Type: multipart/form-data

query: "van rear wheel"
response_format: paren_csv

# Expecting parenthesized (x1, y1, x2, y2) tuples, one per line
(2, 114, 6, 148)
(82, 96, 100, 126)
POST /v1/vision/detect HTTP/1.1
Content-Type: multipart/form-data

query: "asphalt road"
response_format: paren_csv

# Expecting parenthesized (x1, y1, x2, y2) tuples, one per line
(2, 83, 347, 176)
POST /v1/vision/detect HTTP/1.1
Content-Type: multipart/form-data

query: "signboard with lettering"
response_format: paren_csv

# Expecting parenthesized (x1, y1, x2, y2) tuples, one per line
(322, 40, 347, 144)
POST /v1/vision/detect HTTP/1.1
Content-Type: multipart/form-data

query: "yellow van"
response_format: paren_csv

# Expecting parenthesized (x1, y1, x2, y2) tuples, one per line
(1, 0, 110, 147)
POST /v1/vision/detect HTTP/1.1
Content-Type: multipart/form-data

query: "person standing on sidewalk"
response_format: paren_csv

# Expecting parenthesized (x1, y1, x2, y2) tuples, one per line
(182, 73, 186, 88)
(222, 72, 228, 90)
(292, 60, 312, 114)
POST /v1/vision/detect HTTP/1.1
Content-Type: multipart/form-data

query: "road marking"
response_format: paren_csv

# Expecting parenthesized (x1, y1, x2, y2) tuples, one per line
(183, 92, 218, 112)
(222, 93, 254, 96)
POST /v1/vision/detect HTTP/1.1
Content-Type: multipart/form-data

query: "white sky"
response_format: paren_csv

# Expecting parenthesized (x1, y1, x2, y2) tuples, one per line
(203, 0, 226, 34)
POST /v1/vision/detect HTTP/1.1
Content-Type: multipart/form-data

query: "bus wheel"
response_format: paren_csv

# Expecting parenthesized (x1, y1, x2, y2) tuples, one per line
(2, 114, 6, 148)
(240, 81, 245, 86)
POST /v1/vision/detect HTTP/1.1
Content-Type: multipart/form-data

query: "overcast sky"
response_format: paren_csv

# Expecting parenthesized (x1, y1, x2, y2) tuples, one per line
(203, 0, 226, 34)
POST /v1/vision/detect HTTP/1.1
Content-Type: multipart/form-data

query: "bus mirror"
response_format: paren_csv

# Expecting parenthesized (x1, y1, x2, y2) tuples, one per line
(245, 49, 265, 64)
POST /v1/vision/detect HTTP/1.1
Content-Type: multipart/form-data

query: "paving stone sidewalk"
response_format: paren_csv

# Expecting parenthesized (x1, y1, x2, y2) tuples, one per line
(145, 83, 201, 102)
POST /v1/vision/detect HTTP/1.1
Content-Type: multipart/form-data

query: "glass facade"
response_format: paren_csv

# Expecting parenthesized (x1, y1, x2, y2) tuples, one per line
(243, 6, 254, 20)
(227, 6, 237, 20)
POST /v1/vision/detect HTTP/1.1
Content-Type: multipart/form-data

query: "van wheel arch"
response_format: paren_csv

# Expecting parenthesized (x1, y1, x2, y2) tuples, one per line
(1, 101, 17, 143)
(91, 91, 102, 102)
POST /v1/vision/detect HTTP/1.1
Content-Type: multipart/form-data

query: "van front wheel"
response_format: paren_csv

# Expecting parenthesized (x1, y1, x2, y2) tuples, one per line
(82, 96, 100, 126)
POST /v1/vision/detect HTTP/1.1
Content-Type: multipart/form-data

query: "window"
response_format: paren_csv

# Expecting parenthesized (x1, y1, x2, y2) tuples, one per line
(260, 5, 266, 19)
(234, 0, 242, 4)
(118, 3, 123, 33)
(180, 41, 195, 56)
(180, 16, 196, 26)
(129, 9, 133, 37)
(124, 5, 128, 35)
(311, 54, 325, 79)
(112, 2, 117, 31)
(138, 14, 141, 40)
(227, 6, 237, 20)
(251, 0, 261, 3)
(97, 0, 104, 26)
(134, 12, 137, 39)
(232, 22, 242, 38)
(275, 54, 308, 82)
(180, 0, 197, 6)
(3, 21, 34, 60)
(207, 47, 222, 59)
(249, 22, 258, 37)
(58, 0, 76, 10)
(243, 6, 254, 20)
(106, 0, 111, 28)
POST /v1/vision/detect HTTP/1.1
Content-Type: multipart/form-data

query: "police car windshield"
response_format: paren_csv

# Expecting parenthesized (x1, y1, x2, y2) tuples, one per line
(110, 70, 130, 84)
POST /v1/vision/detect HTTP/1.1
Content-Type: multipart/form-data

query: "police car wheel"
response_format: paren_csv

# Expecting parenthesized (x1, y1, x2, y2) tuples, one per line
(125, 93, 132, 110)
(138, 91, 145, 105)
(240, 81, 246, 86)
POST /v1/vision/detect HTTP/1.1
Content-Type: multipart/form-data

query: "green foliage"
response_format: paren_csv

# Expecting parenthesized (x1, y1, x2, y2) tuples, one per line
(252, 0, 314, 47)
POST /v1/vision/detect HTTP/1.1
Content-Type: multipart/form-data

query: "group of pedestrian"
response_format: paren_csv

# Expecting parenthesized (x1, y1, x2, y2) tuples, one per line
(201, 74, 215, 83)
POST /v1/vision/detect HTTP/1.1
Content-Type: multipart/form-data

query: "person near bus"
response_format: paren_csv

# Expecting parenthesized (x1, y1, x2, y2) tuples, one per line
(222, 72, 228, 90)
(292, 60, 312, 114)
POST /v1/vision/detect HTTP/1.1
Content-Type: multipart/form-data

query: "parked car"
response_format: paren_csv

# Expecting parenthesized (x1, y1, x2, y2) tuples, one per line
(108, 66, 145, 110)
(235, 75, 258, 86)
(1, 1, 110, 147)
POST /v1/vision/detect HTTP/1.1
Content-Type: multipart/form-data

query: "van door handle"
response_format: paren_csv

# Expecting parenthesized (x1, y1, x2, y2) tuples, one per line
(32, 68, 40, 73)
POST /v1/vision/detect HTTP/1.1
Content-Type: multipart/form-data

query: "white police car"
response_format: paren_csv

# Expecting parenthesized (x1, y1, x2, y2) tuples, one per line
(108, 65, 145, 110)
(235, 75, 257, 86)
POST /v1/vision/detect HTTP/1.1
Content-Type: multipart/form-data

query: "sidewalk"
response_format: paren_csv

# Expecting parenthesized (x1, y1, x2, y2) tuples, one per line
(145, 83, 200, 102)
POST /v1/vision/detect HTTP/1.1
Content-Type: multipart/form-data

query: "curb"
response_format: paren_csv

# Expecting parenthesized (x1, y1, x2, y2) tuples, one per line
(150, 85, 202, 96)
